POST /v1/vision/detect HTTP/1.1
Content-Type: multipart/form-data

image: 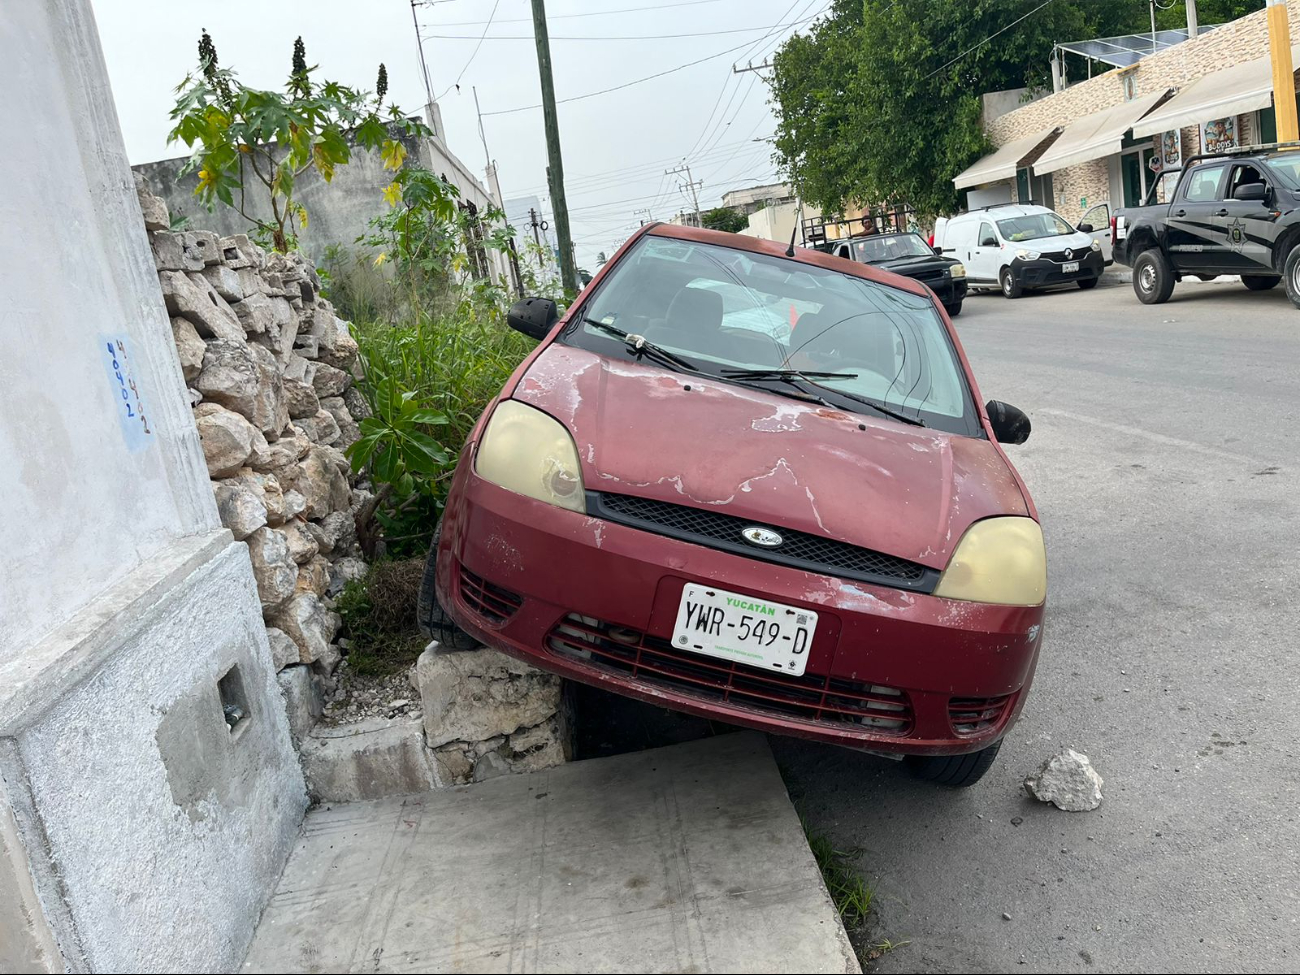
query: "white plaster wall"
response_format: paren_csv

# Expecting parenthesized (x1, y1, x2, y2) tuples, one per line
(0, 0, 217, 662)
(15, 542, 307, 972)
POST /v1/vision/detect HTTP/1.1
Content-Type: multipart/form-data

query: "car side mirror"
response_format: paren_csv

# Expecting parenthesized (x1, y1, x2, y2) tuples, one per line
(986, 400, 1031, 444)
(979, 235, 997, 247)
(507, 297, 559, 340)
(1077, 222, 1094, 234)
(1233, 182, 1267, 202)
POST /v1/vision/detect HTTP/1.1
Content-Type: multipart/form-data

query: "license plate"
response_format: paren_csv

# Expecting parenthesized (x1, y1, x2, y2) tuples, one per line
(671, 583, 818, 676)
(1063, 260, 1080, 273)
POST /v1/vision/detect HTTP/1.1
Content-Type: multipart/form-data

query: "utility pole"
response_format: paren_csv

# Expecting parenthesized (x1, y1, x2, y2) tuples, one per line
(666, 162, 703, 227)
(527, 207, 549, 265)
(1267, 0, 1298, 143)
(1186, 0, 1199, 39)
(530, 0, 579, 293)
(733, 60, 774, 74)
(634, 207, 654, 226)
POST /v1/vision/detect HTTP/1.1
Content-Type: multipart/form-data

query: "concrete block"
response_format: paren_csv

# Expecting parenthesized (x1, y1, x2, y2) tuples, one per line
(299, 718, 436, 802)
(277, 664, 322, 745)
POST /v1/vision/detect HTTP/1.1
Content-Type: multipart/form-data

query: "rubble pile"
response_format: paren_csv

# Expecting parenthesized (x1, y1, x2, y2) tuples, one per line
(134, 174, 369, 707)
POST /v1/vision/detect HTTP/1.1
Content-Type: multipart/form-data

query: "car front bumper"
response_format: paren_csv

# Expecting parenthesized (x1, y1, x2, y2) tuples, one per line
(1012, 249, 1104, 287)
(435, 468, 1045, 757)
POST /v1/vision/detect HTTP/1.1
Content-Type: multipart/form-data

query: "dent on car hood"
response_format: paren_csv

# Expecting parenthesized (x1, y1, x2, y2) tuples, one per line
(511, 344, 1028, 569)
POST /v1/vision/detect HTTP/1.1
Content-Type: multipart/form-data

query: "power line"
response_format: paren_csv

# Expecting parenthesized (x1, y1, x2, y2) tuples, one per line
(428, 0, 734, 26)
(509, 137, 756, 196)
(437, 0, 502, 98)
(922, 0, 1059, 81)
(422, 20, 816, 41)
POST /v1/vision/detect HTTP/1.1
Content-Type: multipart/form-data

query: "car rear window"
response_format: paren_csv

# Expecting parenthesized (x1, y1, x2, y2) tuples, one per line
(560, 235, 980, 435)
(1181, 164, 1225, 202)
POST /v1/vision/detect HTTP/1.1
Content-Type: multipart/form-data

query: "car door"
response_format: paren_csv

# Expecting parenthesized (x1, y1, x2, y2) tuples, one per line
(968, 219, 1001, 284)
(1166, 162, 1226, 273)
(1214, 162, 1280, 274)
(1078, 203, 1112, 263)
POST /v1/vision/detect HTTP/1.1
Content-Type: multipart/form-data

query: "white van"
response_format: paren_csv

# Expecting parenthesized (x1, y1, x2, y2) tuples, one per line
(933, 203, 1104, 298)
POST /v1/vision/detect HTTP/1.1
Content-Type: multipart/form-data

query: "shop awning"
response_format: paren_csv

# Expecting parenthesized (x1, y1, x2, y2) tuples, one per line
(952, 127, 1063, 189)
(1033, 89, 1171, 174)
(1131, 46, 1300, 138)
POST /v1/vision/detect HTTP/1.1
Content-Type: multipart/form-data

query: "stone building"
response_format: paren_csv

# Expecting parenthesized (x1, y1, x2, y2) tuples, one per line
(955, 2, 1300, 227)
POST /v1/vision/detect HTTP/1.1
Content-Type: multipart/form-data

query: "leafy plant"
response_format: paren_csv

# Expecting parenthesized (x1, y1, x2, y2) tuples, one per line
(701, 206, 748, 234)
(168, 30, 428, 252)
(803, 822, 873, 926)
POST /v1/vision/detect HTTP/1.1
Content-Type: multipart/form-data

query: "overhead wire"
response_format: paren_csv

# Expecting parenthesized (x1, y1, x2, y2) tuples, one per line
(436, 0, 502, 98)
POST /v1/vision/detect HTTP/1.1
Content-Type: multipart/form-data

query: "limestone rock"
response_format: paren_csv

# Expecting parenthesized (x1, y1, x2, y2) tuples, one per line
(270, 592, 340, 665)
(417, 646, 563, 749)
(1024, 748, 1104, 812)
(212, 478, 267, 541)
(428, 714, 569, 787)
(281, 518, 319, 565)
(298, 408, 341, 445)
(266, 626, 301, 672)
(182, 230, 222, 266)
(342, 386, 372, 421)
(296, 554, 330, 595)
(318, 330, 360, 370)
(311, 361, 350, 397)
(194, 403, 257, 478)
(251, 426, 308, 473)
(151, 231, 197, 272)
(295, 444, 351, 519)
(219, 233, 262, 270)
(245, 526, 297, 612)
(201, 263, 244, 303)
(319, 396, 359, 448)
(228, 469, 286, 526)
(327, 556, 369, 597)
(171, 316, 205, 382)
(160, 270, 244, 341)
(283, 377, 320, 419)
(277, 664, 322, 744)
(234, 291, 274, 335)
(282, 488, 307, 522)
(134, 173, 169, 232)
(196, 339, 288, 437)
(299, 718, 435, 802)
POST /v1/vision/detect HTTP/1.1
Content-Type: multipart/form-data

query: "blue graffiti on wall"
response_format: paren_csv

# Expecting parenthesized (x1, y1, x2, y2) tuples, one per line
(101, 335, 153, 451)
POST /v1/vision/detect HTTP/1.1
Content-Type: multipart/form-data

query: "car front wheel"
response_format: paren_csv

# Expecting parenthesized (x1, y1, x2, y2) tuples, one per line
(943, 299, 963, 317)
(904, 741, 1002, 788)
(1132, 248, 1174, 304)
(1285, 246, 1300, 309)
(999, 267, 1022, 299)
(1242, 274, 1280, 291)
(417, 522, 478, 650)
(1077, 277, 1099, 290)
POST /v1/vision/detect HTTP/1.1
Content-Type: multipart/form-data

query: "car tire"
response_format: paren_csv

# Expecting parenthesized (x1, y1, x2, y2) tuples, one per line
(1242, 274, 1280, 291)
(904, 741, 1002, 788)
(943, 300, 963, 317)
(1132, 248, 1174, 304)
(1077, 277, 1099, 290)
(416, 521, 479, 649)
(999, 267, 1022, 299)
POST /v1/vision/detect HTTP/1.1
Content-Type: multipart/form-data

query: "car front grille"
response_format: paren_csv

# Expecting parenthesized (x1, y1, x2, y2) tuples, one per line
(912, 268, 947, 285)
(458, 564, 523, 624)
(949, 694, 1014, 736)
(588, 491, 937, 592)
(546, 614, 913, 733)
(1039, 249, 1084, 263)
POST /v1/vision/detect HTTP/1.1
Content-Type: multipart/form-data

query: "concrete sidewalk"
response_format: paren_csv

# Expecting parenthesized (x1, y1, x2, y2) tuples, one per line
(243, 732, 859, 974)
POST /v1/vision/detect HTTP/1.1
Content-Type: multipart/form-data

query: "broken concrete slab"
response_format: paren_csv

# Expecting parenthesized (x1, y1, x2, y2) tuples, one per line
(298, 717, 435, 803)
(242, 733, 860, 974)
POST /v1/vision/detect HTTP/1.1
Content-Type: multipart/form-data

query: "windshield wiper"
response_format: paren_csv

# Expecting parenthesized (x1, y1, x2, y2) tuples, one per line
(726, 369, 926, 427)
(581, 316, 698, 373)
(818, 387, 926, 427)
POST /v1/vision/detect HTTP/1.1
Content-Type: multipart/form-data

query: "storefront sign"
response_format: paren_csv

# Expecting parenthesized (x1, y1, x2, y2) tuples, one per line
(1201, 117, 1237, 155)
(1160, 129, 1182, 168)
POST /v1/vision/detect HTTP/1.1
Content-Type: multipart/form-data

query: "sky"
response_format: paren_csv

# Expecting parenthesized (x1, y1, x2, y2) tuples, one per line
(92, 0, 821, 269)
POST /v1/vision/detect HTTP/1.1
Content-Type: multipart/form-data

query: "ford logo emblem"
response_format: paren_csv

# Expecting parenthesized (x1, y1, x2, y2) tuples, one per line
(741, 526, 783, 548)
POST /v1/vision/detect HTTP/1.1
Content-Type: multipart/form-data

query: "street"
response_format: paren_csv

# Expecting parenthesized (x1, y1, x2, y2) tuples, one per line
(773, 277, 1300, 973)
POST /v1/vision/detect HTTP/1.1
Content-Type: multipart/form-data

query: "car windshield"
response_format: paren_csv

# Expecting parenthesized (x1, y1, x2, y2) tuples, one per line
(852, 234, 934, 262)
(996, 212, 1074, 242)
(1264, 153, 1300, 188)
(561, 235, 979, 434)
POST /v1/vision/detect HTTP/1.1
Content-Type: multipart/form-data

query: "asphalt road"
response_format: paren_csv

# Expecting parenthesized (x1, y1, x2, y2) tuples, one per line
(771, 275, 1300, 974)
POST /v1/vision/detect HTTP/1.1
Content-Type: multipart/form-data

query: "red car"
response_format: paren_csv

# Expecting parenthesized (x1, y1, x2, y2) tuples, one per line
(418, 223, 1045, 787)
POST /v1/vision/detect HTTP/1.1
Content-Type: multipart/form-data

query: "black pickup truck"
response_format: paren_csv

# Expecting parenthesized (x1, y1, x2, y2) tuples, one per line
(1114, 143, 1300, 307)
(831, 231, 968, 316)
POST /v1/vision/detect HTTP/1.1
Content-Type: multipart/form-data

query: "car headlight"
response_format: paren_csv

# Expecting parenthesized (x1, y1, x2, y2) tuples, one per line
(933, 517, 1046, 606)
(1015, 248, 1040, 261)
(475, 400, 585, 512)
(949, 263, 966, 278)
(1090, 239, 1102, 252)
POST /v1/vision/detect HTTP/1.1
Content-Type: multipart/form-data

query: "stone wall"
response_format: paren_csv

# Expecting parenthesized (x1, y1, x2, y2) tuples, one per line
(134, 174, 367, 707)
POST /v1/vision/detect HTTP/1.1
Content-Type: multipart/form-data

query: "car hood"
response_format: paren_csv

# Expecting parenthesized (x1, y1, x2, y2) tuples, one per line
(872, 254, 950, 274)
(511, 345, 1029, 569)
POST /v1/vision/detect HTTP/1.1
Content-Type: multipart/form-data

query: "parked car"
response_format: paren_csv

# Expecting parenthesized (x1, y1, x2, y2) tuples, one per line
(418, 224, 1046, 788)
(831, 231, 968, 316)
(935, 203, 1105, 298)
(1113, 144, 1300, 307)
(1077, 200, 1114, 265)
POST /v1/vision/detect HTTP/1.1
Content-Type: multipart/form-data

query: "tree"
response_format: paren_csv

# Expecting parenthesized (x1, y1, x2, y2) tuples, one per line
(700, 206, 749, 233)
(769, 0, 1229, 219)
(169, 31, 429, 252)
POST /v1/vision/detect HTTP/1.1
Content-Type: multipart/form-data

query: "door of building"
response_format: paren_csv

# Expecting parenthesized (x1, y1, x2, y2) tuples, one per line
(1121, 146, 1159, 207)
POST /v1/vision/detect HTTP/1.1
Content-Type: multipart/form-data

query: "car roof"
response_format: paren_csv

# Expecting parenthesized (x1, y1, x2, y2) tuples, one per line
(954, 203, 1056, 222)
(637, 223, 933, 300)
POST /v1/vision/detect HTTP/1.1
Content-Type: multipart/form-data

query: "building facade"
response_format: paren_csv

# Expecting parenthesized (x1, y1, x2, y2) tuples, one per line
(956, 3, 1298, 226)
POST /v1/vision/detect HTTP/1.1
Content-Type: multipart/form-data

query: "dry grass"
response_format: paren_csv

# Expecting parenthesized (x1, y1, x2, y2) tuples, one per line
(335, 557, 428, 676)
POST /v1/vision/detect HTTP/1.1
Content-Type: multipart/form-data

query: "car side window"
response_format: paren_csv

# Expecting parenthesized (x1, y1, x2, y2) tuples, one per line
(1181, 164, 1226, 203)
(1227, 163, 1266, 199)
(978, 221, 996, 246)
(1081, 203, 1109, 227)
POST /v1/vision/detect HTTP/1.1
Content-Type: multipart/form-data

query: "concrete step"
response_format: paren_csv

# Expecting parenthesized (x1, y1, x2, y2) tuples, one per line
(243, 732, 860, 974)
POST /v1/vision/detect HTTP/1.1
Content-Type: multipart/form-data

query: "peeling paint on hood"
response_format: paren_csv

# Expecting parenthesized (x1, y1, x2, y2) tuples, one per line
(512, 345, 1029, 569)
